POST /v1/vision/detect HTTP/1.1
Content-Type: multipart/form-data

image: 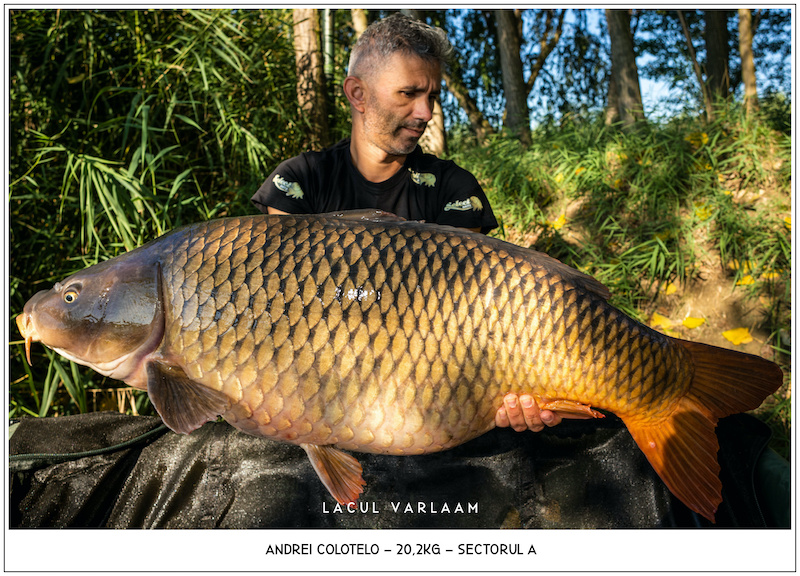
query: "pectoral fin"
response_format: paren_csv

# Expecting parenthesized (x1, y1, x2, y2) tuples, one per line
(146, 361, 232, 434)
(301, 443, 366, 505)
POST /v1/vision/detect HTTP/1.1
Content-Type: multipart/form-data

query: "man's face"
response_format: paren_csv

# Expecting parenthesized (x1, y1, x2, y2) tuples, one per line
(360, 52, 441, 157)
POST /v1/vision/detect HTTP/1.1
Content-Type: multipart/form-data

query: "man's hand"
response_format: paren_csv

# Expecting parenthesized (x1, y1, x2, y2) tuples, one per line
(495, 394, 562, 433)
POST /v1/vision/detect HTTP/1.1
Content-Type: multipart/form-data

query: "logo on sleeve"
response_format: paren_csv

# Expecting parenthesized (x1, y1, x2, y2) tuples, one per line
(273, 174, 304, 199)
(408, 169, 436, 188)
(444, 196, 483, 212)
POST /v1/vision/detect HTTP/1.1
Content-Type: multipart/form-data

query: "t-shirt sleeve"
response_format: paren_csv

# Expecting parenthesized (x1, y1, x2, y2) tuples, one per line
(434, 165, 498, 234)
(251, 155, 316, 214)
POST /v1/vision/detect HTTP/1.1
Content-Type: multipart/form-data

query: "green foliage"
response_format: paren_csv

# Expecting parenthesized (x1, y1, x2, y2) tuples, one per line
(9, 8, 308, 417)
(530, 9, 608, 121)
(635, 9, 792, 116)
(452, 114, 701, 313)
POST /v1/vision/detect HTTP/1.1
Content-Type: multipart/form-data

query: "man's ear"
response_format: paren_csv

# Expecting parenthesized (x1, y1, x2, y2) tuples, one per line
(343, 76, 366, 113)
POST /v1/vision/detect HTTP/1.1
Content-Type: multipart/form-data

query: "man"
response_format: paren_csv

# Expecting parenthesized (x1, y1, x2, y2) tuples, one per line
(252, 13, 561, 433)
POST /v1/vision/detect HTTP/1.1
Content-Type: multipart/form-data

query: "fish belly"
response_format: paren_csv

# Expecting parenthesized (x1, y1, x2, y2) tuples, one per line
(159, 215, 688, 455)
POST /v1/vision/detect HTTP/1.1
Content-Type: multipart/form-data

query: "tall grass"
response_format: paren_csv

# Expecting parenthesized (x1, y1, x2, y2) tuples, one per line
(9, 9, 317, 417)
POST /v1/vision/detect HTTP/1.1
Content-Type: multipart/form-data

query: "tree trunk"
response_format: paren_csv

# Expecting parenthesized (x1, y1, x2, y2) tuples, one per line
(738, 8, 759, 115)
(293, 8, 329, 148)
(605, 59, 620, 126)
(401, 9, 447, 156)
(350, 8, 368, 37)
(705, 10, 731, 102)
(442, 69, 495, 144)
(419, 100, 447, 156)
(605, 9, 646, 129)
(677, 10, 714, 123)
(495, 9, 531, 145)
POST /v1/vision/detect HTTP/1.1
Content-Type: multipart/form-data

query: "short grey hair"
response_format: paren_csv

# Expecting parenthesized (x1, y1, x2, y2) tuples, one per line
(348, 13, 453, 80)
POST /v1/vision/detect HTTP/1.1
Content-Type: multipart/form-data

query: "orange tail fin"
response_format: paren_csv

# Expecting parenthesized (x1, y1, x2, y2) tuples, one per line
(623, 338, 783, 523)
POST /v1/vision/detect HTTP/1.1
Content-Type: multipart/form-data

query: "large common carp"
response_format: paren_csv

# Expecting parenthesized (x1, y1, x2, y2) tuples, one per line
(17, 210, 782, 522)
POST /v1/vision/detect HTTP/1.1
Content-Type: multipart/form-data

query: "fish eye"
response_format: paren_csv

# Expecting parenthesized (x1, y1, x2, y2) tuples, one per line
(64, 289, 79, 304)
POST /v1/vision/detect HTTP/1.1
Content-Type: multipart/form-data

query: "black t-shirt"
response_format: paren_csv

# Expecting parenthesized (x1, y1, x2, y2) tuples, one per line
(251, 139, 498, 233)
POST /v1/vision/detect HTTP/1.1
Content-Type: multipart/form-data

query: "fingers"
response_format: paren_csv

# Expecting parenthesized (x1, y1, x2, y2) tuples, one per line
(512, 394, 541, 432)
(495, 404, 511, 428)
(495, 393, 562, 432)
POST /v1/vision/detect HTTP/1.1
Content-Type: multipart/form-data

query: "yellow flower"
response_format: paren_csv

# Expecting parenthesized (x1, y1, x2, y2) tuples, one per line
(548, 214, 566, 230)
(736, 274, 755, 286)
(682, 317, 705, 329)
(693, 202, 713, 221)
(785, 216, 791, 231)
(662, 282, 678, 295)
(727, 259, 753, 273)
(723, 327, 753, 345)
(554, 173, 564, 184)
(721, 190, 733, 196)
(649, 312, 672, 330)
(618, 152, 628, 161)
(574, 166, 586, 176)
(717, 173, 725, 183)
(685, 132, 709, 148)
(760, 269, 784, 281)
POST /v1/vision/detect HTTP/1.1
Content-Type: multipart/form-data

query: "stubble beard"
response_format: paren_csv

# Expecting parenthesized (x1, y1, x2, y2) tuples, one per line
(363, 95, 426, 157)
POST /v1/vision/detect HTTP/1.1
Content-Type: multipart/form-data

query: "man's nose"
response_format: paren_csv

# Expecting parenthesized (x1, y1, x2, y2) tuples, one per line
(413, 96, 434, 123)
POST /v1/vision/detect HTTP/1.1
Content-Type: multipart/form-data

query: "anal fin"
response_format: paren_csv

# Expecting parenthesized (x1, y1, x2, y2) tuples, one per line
(146, 361, 232, 434)
(301, 443, 366, 505)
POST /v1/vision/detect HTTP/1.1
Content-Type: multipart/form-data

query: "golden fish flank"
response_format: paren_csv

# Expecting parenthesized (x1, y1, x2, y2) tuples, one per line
(17, 210, 782, 523)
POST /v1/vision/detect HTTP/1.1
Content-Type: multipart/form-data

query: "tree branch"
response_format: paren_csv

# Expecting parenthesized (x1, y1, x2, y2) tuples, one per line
(525, 9, 565, 95)
(442, 68, 495, 143)
(676, 9, 714, 122)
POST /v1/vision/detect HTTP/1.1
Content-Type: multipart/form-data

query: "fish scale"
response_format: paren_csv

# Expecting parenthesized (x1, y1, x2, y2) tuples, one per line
(17, 211, 783, 521)
(169, 217, 588, 448)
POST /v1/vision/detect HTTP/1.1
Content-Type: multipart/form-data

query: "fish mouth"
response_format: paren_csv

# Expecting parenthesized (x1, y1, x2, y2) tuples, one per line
(16, 312, 38, 365)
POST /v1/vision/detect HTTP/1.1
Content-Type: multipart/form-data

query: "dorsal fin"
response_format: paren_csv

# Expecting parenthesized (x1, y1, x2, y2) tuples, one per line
(146, 361, 232, 434)
(301, 443, 366, 505)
